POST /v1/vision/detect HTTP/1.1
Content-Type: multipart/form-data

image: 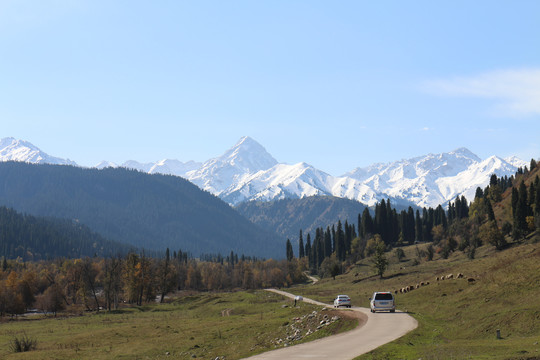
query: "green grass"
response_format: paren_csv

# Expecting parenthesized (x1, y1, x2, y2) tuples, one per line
(0, 290, 356, 359)
(290, 239, 540, 359)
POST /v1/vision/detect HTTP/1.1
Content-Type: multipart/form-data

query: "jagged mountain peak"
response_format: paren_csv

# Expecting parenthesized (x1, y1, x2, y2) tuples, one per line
(220, 136, 278, 169)
(0, 137, 77, 166)
(504, 155, 528, 169)
(187, 137, 278, 195)
(449, 147, 481, 161)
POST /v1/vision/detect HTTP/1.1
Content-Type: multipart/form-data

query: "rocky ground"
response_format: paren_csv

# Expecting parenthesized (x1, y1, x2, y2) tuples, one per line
(272, 307, 359, 347)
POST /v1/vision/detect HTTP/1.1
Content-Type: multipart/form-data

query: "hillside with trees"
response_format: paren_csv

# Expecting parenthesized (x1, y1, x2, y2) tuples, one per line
(289, 160, 540, 278)
(236, 196, 370, 243)
(0, 162, 282, 258)
(0, 206, 135, 260)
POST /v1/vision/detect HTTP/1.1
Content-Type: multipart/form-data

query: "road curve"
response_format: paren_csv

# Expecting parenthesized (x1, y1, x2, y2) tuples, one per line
(243, 289, 417, 360)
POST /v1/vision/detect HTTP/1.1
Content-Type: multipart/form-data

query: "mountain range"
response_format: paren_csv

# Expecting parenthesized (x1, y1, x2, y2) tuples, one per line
(0, 136, 529, 208)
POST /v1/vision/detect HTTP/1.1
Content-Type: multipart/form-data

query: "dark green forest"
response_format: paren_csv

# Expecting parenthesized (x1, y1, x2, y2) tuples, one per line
(236, 196, 419, 244)
(236, 196, 369, 242)
(0, 162, 282, 258)
(0, 206, 134, 260)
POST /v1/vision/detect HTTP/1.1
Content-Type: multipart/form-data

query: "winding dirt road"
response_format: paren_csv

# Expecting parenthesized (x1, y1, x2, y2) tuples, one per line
(243, 289, 417, 360)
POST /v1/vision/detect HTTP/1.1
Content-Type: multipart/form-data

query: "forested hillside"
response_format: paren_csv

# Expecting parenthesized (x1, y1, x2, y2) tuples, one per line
(0, 206, 134, 260)
(291, 160, 539, 277)
(236, 196, 368, 242)
(0, 162, 282, 258)
(235, 195, 418, 245)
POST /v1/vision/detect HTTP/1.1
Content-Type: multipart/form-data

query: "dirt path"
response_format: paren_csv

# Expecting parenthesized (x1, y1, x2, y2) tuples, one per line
(305, 273, 319, 284)
(243, 289, 417, 360)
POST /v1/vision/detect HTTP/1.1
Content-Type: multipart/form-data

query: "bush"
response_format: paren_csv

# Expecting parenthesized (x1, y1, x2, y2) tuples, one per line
(10, 333, 37, 353)
(394, 248, 405, 262)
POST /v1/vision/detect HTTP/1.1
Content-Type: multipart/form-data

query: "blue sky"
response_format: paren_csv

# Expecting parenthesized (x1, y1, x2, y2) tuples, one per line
(1, 1, 539, 175)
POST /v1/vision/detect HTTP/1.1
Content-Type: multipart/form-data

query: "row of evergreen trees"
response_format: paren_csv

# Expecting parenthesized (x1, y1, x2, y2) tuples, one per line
(511, 169, 540, 239)
(0, 206, 134, 260)
(288, 198, 462, 272)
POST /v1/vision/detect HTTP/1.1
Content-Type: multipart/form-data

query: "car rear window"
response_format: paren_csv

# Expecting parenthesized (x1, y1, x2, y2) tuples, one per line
(375, 293, 393, 300)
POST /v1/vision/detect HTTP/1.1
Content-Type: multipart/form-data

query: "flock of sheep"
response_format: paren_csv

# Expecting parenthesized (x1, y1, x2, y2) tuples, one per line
(395, 272, 476, 294)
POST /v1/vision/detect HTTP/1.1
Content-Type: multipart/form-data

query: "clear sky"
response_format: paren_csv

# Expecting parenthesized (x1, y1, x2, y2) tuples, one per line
(1, 1, 539, 175)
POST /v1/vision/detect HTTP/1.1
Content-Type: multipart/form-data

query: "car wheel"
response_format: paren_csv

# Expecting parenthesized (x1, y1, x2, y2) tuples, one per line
(390, 309, 395, 313)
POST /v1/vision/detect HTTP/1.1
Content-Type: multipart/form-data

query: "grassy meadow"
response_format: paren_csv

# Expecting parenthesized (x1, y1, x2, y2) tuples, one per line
(0, 290, 356, 359)
(289, 237, 540, 359)
(2, 238, 540, 359)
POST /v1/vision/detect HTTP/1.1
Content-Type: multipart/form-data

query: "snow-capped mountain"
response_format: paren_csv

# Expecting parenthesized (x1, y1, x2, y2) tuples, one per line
(342, 148, 485, 207)
(186, 136, 278, 195)
(95, 159, 202, 177)
(95, 160, 119, 169)
(220, 162, 334, 205)
(0, 137, 77, 166)
(181, 139, 528, 208)
(0, 136, 529, 208)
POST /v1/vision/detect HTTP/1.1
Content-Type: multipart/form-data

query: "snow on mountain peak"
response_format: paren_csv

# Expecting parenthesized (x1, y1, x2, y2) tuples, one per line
(449, 147, 481, 162)
(95, 161, 118, 169)
(186, 137, 278, 195)
(0, 137, 77, 166)
(221, 136, 278, 170)
(504, 155, 528, 169)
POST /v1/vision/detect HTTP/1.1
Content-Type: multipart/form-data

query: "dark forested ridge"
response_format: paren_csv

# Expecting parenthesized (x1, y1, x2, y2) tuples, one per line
(235, 196, 369, 241)
(0, 162, 282, 258)
(235, 196, 418, 244)
(0, 206, 134, 260)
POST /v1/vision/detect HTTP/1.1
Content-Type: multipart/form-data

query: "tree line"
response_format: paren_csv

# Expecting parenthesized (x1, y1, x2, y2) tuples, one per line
(0, 206, 136, 261)
(0, 250, 306, 317)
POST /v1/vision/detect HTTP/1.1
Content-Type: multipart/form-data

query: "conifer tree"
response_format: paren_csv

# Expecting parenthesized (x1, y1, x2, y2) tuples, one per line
(475, 186, 484, 199)
(513, 182, 529, 240)
(335, 221, 345, 261)
(360, 208, 373, 238)
(305, 234, 312, 267)
(344, 220, 352, 254)
(324, 228, 332, 258)
(415, 210, 423, 243)
(528, 180, 536, 211)
(535, 177, 540, 228)
(536, 178, 540, 216)
(486, 199, 495, 221)
(357, 213, 362, 238)
(406, 207, 415, 243)
(511, 187, 519, 215)
(286, 239, 294, 261)
(298, 230, 304, 258)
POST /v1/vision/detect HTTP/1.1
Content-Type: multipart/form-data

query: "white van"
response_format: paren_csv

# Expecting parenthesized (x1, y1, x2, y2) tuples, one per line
(370, 292, 395, 313)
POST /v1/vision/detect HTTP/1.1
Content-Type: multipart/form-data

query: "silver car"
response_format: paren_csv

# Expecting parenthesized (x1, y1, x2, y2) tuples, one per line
(333, 294, 351, 308)
(370, 292, 395, 313)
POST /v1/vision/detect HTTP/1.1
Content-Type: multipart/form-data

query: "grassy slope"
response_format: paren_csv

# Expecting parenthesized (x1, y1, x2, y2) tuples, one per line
(292, 238, 540, 360)
(0, 291, 356, 360)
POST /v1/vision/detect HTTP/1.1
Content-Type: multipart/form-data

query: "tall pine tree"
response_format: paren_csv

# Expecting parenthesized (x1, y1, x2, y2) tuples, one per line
(298, 230, 305, 258)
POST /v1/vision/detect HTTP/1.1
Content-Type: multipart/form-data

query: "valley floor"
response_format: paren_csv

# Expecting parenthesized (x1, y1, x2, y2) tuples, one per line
(0, 290, 357, 359)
